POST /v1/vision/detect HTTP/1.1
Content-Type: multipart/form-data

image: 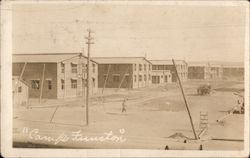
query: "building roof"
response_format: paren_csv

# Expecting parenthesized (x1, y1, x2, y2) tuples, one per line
(92, 57, 152, 64)
(12, 76, 30, 87)
(188, 61, 244, 68)
(12, 53, 98, 64)
(149, 60, 187, 65)
(220, 62, 244, 68)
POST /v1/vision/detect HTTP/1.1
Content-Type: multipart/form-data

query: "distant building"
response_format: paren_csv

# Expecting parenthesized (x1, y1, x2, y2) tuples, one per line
(12, 76, 29, 105)
(150, 60, 188, 82)
(151, 70, 172, 84)
(188, 61, 243, 80)
(222, 62, 244, 81)
(12, 53, 98, 99)
(188, 62, 211, 80)
(209, 63, 223, 80)
(93, 57, 152, 89)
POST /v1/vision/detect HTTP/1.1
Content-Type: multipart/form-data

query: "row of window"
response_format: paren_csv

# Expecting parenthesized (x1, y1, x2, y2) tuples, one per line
(65, 78, 95, 89)
(134, 64, 151, 71)
(61, 63, 96, 74)
(31, 80, 52, 90)
(134, 74, 150, 82)
(152, 65, 187, 71)
(104, 64, 151, 72)
(30, 79, 94, 90)
(104, 74, 151, 82)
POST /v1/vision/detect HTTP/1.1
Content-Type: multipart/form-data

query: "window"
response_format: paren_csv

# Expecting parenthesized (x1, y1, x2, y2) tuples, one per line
(148, 65, 151, 71)
(18, 86, 22, 93)
(164, 76, 168, 82)
(82, 79, 87, 87)
(152, 65, 156, 70)
(164, 65, 168, 70)
(148, 74, 151, 80)
(61, 63, 65, 73)
(61, 79, 64, 90)
(92, 63, 95, 73)
(92, 78, 95, 87)
(71, 79, 77, 89)
(144, 75, 147, 81)
(113, 75, 120, 82)
(134, 64, 137, 71)
(161, 75, 163, 78)
(139, 64, 142, 71)
(144, 64, 146, 71)
(134, 75, 137, 82)
(139, 75, 142, 81)
(47, 80, 52, 90)
(71, 63, 77, 73)
(82, 64, 87, 73)
(31, 80, 40, 89)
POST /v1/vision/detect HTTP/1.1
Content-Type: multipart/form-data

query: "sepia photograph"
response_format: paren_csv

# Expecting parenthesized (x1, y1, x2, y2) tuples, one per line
(1, 0, 249, 157)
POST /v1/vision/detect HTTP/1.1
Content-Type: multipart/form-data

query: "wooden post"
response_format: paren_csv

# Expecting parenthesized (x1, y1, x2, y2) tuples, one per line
(39, 64, 46, 103)
(128, 71, 133, 90)
(15, 62, 27, 92)
(102, 64, 111, 94)
(19, 62, 27, 80)
(50, 105, 59, 123)
(172, 59, 198, 140)
(118, 66, 130, 90)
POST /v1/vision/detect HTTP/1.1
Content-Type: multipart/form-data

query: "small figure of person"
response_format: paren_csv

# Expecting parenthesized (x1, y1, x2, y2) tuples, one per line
(122, 98, 127, 113)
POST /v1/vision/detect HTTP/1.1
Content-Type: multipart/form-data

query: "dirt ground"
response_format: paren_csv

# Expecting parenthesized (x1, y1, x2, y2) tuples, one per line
(13, 80, 245, 150)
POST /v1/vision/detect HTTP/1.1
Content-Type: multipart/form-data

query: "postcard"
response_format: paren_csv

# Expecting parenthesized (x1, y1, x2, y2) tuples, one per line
(1, 0, 249, 157)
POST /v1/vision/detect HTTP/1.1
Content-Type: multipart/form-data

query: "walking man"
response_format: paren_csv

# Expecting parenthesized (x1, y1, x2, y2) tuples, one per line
(122, 98, 127, 113)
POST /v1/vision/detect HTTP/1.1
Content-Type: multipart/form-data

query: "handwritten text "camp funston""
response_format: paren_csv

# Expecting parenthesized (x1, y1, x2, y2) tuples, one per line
(22, 127, 127, 145)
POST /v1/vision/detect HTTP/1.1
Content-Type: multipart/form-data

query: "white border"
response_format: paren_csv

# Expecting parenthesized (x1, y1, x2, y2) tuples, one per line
(1, 1, 249, 157)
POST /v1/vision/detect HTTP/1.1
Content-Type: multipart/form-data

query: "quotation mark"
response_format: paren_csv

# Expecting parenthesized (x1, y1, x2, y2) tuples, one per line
(119, 128, 125, 134)
(22, 127, 29, 134)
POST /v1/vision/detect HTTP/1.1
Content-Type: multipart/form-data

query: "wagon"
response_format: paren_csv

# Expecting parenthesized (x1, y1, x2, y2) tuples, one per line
(197, 85, 211, 96)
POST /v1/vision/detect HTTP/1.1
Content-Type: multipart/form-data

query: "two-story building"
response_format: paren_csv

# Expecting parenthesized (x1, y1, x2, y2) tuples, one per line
(188, 62, 211, 80)
(93, 57, 152, 89)
(150, 60, 188, 82)
(12, 53, 98, 99)
(188, 61, 224, 80)
(222, 62, 244, 81)
(209, 63, 223, 80)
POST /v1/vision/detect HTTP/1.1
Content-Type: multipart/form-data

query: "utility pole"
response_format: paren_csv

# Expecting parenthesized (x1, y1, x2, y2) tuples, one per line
(85, 29, 94, 126)
(172, 59, 198, 140)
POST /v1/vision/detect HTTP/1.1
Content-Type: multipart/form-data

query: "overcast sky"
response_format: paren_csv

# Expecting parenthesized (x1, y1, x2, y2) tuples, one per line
(13, 3, 247, 62)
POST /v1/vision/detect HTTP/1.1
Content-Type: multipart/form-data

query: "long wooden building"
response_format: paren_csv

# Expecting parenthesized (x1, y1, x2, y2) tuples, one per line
(150, 60, 188, 82)
(12, 53, 98, 99)
(93, 57, 152, 89)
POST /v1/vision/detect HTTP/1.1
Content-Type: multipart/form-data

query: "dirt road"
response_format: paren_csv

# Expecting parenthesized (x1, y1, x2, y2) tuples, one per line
(13, 80, 245, 150)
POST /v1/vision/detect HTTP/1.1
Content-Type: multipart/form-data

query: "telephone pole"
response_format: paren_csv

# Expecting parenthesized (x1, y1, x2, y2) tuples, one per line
(85, 29, 94, 126)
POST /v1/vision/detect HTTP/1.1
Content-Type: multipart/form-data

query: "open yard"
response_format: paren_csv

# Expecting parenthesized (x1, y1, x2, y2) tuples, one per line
(13, 80, 245, 150)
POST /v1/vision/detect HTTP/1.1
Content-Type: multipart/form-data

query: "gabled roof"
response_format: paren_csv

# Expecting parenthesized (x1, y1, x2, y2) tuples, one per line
(149, 60, 187, 65)
(92, 57, 152, 64)
(12, 76, 30, 87)
(12, 53, 98, 64)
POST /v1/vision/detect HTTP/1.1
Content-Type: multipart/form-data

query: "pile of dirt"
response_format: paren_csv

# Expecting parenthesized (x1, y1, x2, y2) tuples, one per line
(167, 132, 191, 140)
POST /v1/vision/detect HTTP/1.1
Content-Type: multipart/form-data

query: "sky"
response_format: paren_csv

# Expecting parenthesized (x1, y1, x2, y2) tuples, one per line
(12, 3, 247, 62)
